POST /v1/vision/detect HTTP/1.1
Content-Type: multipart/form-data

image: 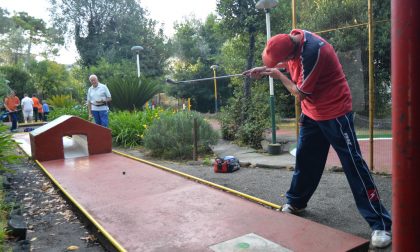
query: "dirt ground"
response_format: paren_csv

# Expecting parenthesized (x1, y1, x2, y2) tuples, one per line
(2, 154, 105, 252)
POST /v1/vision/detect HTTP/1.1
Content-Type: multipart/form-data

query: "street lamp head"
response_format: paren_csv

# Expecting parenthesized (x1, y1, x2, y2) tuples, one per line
(256, 0, 278, 9)
(131, 45, 144, 53)
(210, 65, 219, 70)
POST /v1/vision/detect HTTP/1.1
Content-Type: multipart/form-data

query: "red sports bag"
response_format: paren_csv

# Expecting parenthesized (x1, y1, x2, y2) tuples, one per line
(213, 156, 240, 173)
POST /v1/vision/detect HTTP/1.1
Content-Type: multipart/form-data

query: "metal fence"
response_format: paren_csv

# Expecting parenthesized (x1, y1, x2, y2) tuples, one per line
(291, 0, 391, 173)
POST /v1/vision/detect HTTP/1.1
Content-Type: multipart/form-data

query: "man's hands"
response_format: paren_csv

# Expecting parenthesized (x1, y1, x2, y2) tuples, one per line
(242, 67, 284, 80)
(243, 66, 306, 102)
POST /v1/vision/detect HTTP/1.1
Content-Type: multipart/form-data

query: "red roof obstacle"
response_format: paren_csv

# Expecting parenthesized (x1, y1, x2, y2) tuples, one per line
(29, 115, 112, 161)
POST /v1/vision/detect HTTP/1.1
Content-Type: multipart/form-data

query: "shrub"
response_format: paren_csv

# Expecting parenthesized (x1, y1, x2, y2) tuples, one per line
(0, 188, 12, 246)
(47, 94, 76, 108)
(219, 84, 270, 148)
(107, 75, 161, 111)
(48, 105, 89, 121)
(219, 96, 242, 141)
(109, 108, 170, 147)
(143, 111, 218, 160)
(0, 124, 22, 172)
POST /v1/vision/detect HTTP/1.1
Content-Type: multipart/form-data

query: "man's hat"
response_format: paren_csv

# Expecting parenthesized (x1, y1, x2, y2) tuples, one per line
(262, 34, 294, 67)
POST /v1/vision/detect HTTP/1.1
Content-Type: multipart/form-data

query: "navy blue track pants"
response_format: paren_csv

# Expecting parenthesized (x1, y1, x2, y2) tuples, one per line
(286, 112, 392, 231)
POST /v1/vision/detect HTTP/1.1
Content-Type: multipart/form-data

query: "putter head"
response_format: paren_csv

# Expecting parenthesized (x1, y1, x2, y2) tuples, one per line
(165, 78, 178, 84)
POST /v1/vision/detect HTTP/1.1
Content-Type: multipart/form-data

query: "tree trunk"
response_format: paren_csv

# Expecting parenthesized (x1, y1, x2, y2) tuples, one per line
(26, 35, 32, 68)
(241, 30, 256, 123)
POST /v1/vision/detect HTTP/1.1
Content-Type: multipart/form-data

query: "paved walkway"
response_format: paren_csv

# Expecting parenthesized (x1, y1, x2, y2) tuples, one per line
(212, 139, 295, 169)
(15, 133, 369, 252)
(209, 119, 391, 175)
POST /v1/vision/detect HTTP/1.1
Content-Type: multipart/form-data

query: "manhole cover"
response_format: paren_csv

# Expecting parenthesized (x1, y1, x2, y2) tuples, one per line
(210, 233, 293, 252)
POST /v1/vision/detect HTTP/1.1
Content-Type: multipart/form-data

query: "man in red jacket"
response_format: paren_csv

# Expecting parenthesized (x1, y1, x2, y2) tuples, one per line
(244, 29, 392, 248)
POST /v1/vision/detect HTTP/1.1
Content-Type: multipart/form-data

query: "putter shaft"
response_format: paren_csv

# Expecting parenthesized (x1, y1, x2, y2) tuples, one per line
(168, 73, 244, 84)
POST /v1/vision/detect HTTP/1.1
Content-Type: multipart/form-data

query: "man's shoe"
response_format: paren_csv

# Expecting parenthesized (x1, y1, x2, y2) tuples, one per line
(371, 230, 391, 248)
(281, 203, 305, 214)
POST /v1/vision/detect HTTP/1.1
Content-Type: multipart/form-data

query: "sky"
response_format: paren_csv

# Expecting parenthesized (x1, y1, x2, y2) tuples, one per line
(1, 0, 218, 64)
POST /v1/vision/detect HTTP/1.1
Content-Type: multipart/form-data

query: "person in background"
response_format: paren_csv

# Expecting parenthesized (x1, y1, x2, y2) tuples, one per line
(4, 91, 20, 132)
(32, 94, 41, 122)
(21, 93, 34, 124)
(42, 100, 49, 121)
(87, 74, 112, 127)
(37, 99, 43, 121)
(243, 29, 392, 248)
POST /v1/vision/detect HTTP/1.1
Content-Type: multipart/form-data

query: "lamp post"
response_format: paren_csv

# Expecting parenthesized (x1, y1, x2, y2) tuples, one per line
(210, 65, 219, 113)
(256, 0, 281, 155)
(131, 45, 144, 78)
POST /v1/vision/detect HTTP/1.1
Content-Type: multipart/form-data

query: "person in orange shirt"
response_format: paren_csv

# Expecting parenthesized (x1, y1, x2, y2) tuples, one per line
(4, 91, 20, 132)
(32, 94, 41, 122)
(38, 100, 43, 121)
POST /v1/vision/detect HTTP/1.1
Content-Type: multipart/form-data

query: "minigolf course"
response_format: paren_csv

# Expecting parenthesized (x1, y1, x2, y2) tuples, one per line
(14, 116, 369, 251)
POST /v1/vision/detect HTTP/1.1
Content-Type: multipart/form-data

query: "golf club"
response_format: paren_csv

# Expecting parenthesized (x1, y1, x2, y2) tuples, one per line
(166, 68, 287, 85)
(166, 73, 245, 84)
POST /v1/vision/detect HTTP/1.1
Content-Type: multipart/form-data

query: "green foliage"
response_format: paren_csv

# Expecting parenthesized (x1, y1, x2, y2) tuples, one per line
(48, 105, 88, 121)
(27, 60, 70, 98)
(107, 75, 161, 111)
(219, 95, 242, 141)
(0, 7, 12, 34)
(169, 16, 233, 113)
(50, 0, 169, 74)
(216, 0, 275, 120)
(0, 124, 22, 172)
(46, 95, 76, 108)
(0, 66, 33, 98)
(220, 82, 270, 148)
(109, 108, 170, 147)
(168, 59, 232, 113)
(0, 11, 62, 64)
(0, 188, 12, 248)
(0, 74, 10, 98)
(217, 0, 264, 36)
(173, 17, 210, 63)
(79, 59, 134, 85)
(76, 60, 164, 112)
(143, 111, 218, 160)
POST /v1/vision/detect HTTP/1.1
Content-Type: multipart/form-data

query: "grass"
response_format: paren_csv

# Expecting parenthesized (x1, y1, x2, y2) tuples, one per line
(278, 121, 392, 139)
(0, 184, 11, 250)
(355, 128, 392, 139)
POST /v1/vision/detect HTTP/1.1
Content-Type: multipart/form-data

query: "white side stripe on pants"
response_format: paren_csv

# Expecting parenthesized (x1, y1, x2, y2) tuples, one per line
(335, 115, 386, 230)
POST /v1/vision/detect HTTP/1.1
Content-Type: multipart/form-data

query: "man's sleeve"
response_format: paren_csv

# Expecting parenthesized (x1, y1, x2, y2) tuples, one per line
(105, 86, 111, 98)
(87, 88, 91, 102)
(297, 45, 326, 95)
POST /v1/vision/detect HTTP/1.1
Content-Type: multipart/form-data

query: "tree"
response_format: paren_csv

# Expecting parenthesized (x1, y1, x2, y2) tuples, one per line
(27, 60, 70, 98)
(0, 8, 12, 35)
(216, 0, 265, 120)
(172, 17, 210, 63)
(0, 11, 63, 65)
(169, 15, 232, 113)
(49, 0, 169, 76)
(0, 66, 33, 98)
(12, 12, 48, 66)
